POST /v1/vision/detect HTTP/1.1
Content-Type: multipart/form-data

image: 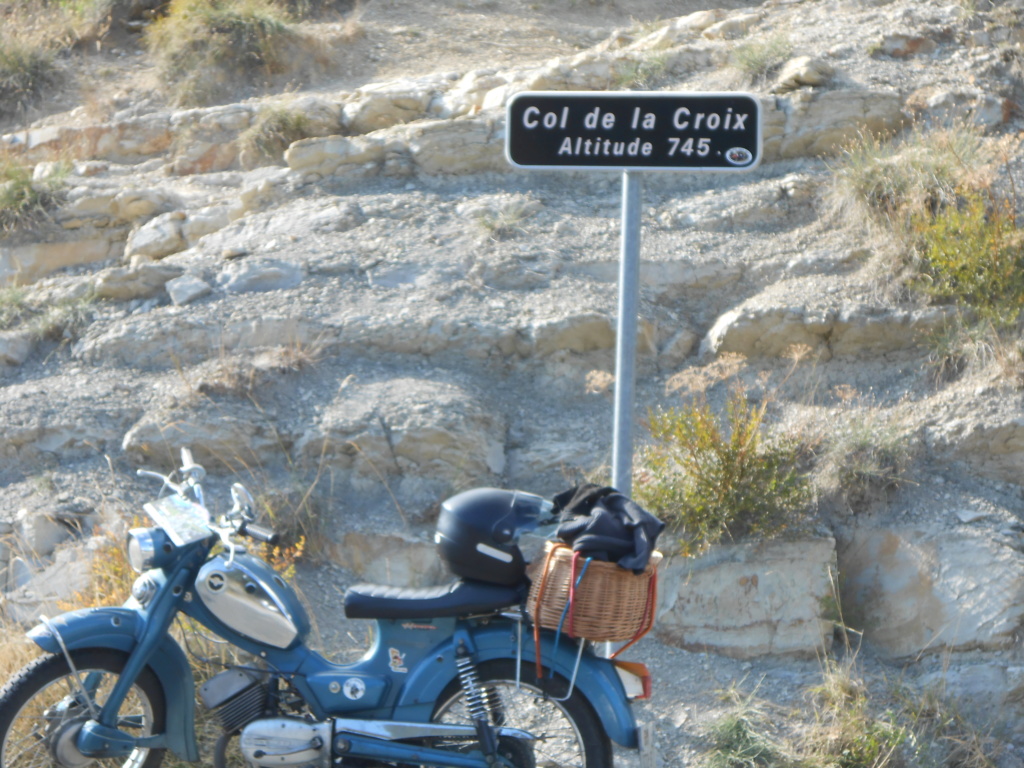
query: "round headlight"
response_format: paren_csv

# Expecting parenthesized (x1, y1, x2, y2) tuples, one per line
(127, 528, 156, 573)
(127, 527, 174, 573)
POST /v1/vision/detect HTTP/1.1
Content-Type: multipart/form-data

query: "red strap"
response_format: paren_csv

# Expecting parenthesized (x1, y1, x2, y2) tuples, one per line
(532, 543, 568, 678)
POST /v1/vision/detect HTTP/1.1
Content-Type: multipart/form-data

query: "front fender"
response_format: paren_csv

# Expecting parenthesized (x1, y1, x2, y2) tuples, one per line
(395, 623, 638, 748)
(28, 607, 199, 762)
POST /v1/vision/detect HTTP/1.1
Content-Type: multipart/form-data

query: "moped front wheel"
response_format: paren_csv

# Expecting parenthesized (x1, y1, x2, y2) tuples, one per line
(432, 659, 612, 768)
(0, 649, 166, 768)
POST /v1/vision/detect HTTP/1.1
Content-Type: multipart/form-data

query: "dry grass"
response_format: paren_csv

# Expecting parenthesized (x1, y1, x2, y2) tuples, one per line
(730, 34, 793, 84)
(238, 106, 313, 168)
(0, 156, 67, 233)
(145, 0, 305, 106)
(0, 612, 45, 688)
(0, 30, 61, 122)
(827, 124, 992, 242)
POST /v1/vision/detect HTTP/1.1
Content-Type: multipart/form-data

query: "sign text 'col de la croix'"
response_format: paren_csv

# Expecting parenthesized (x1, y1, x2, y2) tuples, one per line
(506, 91, 761, 171)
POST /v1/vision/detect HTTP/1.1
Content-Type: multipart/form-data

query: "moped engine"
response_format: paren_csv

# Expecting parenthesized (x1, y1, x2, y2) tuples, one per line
(200, 668, 269, 734)
(239, 718, 332, 768)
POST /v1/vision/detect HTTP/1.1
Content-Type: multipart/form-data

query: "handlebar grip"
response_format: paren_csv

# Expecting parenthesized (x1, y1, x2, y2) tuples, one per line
(240, 522, 280, 546)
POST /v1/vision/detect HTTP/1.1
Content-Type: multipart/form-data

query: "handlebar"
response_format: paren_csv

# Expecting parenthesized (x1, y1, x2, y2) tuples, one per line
(137, 449, 280, 550)
(239, 521, 280, 546)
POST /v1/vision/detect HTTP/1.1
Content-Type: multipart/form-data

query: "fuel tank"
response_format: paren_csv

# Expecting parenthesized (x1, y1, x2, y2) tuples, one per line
(195, 552, 310, 649)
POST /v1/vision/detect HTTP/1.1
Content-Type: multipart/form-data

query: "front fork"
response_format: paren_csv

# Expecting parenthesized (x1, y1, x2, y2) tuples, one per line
(72, 568, 195, 758)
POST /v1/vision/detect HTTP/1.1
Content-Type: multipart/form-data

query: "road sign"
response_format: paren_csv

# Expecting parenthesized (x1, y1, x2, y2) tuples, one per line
(506, 91, 761, 171)
(505, 91, 762, 498)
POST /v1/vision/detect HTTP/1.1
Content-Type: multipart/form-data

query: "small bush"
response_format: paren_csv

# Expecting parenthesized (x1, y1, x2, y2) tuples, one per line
(0, 286, 29, 330)
(730, 34, 792, 83)
(256, 480, 327, 563)
(29, 294, 96, 341)
(57, 527, 138, 611)
(238, 106, 312, 168)
(146, 0, 297, 106)
(613, 52, 671, 90)
(0, 32, 60, 121)
(633, 388, 812, 556)
(897, 684, 1004, 768)
(476, 201, 535, 240)
(0, 159, 66, 232)
(817, 408, 915, 512)
(828, 125, 988, 236)
(911, 190, 1024, 327)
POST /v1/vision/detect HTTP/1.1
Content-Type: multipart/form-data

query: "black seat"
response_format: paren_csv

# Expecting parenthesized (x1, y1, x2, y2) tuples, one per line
(344, 579, 525, 620)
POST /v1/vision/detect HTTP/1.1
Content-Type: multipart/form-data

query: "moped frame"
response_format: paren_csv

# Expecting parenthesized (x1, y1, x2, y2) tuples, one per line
(27, 545, 639, 767)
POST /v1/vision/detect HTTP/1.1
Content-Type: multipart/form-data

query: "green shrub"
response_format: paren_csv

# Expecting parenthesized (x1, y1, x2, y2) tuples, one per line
(29, 293, 96, 341)
(633, 389, 811, 556)
(0, 284, 93, 341)
(912, 191, 1024, 326)
(0, 286, 29, 329)
(146, 0, 296, 106)
(475, 201, 535, 240)
(705, 686, 790, 768)
(613, 52, 671, 89)
(0, 32, 60, 120)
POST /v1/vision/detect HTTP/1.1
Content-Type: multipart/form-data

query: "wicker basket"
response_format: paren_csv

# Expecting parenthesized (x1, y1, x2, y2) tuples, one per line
(526, 541, 662, 643)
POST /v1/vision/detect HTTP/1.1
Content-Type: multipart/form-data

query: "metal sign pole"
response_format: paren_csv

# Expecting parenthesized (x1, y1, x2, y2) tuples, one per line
(505, 91, 761, 495)
(612, 169, 643, 496)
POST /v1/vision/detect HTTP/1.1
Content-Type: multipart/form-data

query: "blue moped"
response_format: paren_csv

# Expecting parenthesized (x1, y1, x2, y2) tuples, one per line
(0, 450, 652, 768)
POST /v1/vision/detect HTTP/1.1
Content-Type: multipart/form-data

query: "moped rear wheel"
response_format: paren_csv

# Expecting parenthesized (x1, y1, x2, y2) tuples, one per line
(0, 649, 166, 768)
(432, 659, 612, 768)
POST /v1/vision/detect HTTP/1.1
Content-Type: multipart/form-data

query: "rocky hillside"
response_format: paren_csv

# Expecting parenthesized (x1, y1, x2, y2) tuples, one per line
(5, 0, 1024, 761)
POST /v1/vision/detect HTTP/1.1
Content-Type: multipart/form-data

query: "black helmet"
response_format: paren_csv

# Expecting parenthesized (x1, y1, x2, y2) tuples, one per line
(435, 488, 552, 586)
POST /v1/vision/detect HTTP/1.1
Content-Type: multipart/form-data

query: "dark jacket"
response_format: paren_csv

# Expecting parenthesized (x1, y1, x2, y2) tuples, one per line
(552, 484, 664, 573)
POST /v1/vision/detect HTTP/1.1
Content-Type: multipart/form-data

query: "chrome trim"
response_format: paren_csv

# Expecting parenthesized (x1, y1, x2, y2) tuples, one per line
(195, 557, 299, 649)
(127, 528, 156, 573)
(549, 640, 586, 703)
(332, 720, 533, 742)
(240, 719, 330, 768)
(130, 575, 158, 607)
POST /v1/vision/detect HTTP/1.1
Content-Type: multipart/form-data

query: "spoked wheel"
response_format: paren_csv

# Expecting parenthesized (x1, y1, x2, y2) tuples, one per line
(0, 649, 166, 768)
(432, 660, 612, 768)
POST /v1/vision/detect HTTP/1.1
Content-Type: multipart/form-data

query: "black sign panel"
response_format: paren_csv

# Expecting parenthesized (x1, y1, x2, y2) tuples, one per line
(506, 91, 761, 171)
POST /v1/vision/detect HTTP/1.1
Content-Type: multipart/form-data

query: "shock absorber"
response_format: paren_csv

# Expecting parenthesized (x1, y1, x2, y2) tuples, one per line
(455, 652, 492, 722)
(455, 646, 498, 759)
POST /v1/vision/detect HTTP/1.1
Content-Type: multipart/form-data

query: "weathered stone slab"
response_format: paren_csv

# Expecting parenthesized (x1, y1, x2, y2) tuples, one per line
(763, 90, 905, 161)
(838, 524, 1024, 658)
(1, 237, 115, 285)
(700, 303, 952, 360)
(93, 262, 184, 300)
(656, 537, 837, 658)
